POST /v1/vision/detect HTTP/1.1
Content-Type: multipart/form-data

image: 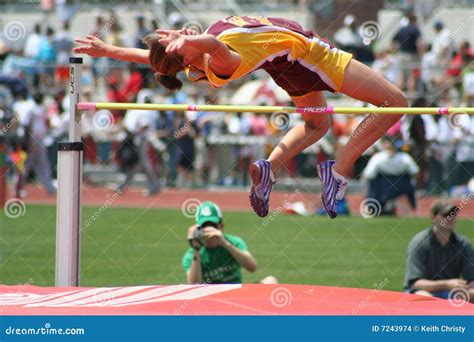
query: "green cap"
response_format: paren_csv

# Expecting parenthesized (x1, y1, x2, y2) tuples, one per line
(196, 201, 222, 226)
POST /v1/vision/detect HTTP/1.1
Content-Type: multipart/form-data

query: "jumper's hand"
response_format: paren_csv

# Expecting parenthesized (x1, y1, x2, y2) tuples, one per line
(157, 31, 188, 54)
(73, 35, 109, 58)
(178, 28, 200, 36)
(155, 28, 200, 36)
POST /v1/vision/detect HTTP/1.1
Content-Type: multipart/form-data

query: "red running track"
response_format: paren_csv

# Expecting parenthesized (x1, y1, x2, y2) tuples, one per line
(17, 184, 474, 218)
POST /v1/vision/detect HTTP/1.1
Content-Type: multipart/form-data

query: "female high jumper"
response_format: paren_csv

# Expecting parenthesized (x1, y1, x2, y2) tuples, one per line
(74, 15, 407, 219)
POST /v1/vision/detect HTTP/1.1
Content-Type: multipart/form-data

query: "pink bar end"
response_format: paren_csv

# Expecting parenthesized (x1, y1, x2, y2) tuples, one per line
(77, 102, 97, 111)
(438, 107, 449, 115)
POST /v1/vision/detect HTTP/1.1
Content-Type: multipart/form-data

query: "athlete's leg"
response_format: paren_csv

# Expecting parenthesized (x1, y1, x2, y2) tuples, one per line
(317, 59, 407, 218)
(268, 91, 330, 172)
(249, 91, 329, 217)
(335, 59, 407, 176)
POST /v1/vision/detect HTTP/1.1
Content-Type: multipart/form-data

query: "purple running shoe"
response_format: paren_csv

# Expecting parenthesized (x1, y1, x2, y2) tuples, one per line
(317, 160, 348, 219)
(249, 159, 275, 217)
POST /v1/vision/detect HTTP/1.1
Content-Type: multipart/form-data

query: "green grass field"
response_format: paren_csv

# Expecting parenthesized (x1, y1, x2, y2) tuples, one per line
(1, 204, 472, 291)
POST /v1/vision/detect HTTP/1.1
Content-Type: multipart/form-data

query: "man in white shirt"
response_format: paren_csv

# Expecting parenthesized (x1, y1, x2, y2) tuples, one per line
(22, 93, 56, 195)
(24, 24, 41, 58)
(452, 116, 474, 189)
(363, 137, 419, 215)
(431, 21, 454, 103)
(53, 21, 74, 89)
(422, 115, 455, 194)
(23, 24, 42, 87)
(117, 92, 160, 196)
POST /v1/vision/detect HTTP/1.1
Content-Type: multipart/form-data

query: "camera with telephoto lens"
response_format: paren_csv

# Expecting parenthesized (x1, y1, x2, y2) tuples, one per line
(189, 221, 219, 250)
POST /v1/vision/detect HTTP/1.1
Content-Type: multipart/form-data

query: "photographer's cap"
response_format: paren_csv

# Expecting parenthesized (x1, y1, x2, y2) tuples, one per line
(196, 201, 222, 226)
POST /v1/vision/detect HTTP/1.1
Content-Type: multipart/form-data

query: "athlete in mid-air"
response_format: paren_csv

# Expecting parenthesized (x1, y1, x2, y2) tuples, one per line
(74, 15, 407, 219)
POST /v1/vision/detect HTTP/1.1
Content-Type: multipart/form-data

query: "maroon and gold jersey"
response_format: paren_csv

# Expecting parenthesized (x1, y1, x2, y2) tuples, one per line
(186, 16, 352, 97)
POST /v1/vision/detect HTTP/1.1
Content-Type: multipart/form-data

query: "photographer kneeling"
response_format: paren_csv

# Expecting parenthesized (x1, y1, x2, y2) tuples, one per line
(183, 201, 257, 284)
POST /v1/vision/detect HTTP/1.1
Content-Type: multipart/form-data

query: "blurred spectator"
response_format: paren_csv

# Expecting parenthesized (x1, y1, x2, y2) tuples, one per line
(420, 44, 436, 102)
(106, 75, 127, 114)
(448, 41, 474, 80)
(120, 63, 144, 102)
(37, 27, 56, 91)
(362, 136, 419, 215)
(24, 24, 42, 59)
(333, 14, 373, 63)
(372, 48, 400, 85)
(53, 21, 74, 90)
(404, 199, 474, 302)
(134, 16, 153, 87)
(150, 19, 160, 31)
(407, 98, 429, 190)
(22, 93, 56, 195)
(106, 13, 127, 82)
(118, 94, 160, 196)
(90, 16, 108, 86)
(422, 114, 454, 194)
(9, 142, 28, 198)
(165, 89, 188, 186)
(431, 20, 454, 103)
(24, 24, 42, 87)
(462, 54, 474, 107)
(452, 116, 474, 189)
(13, 92, 34, 143)
(392, 13, 422, 93)
(183, 201, 257, 284)
(334, 15, 362, 54)
(134, 15, 151, 49)
(174, 111, 196, 187)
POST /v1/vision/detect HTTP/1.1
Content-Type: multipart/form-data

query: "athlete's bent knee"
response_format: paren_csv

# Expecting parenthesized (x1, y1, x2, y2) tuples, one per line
(304, 116, 330, 133)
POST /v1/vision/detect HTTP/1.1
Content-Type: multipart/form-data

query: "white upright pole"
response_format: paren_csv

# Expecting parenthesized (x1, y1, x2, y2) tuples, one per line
(55, 57, 83, 286)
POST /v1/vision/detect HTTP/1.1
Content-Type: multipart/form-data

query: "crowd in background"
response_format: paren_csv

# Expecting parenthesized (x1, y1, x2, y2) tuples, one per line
(0, 9, 473, 209)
